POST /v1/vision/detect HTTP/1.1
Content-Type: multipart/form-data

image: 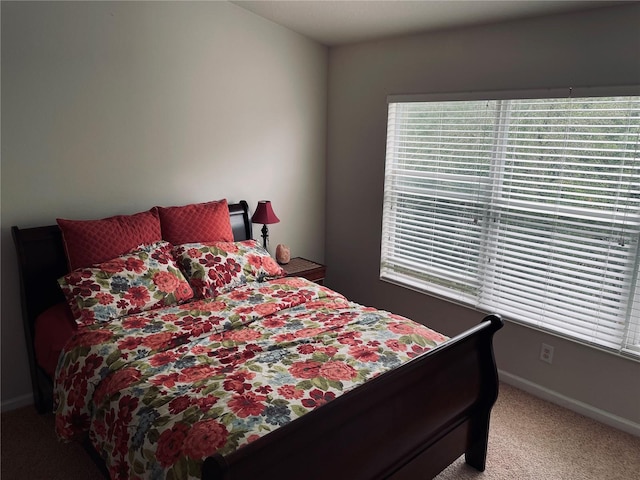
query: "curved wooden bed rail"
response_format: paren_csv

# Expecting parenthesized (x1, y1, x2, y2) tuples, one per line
(203, 314, 503, 480)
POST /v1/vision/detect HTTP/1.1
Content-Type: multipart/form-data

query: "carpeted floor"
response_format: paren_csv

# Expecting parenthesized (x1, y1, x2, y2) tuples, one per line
(436, 383, 639, 480)
(1, 383, 638, 479)
(1, 400, 105, 479)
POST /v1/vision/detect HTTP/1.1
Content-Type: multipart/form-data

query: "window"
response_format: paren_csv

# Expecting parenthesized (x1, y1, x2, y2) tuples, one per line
(381, 91, 640, 357)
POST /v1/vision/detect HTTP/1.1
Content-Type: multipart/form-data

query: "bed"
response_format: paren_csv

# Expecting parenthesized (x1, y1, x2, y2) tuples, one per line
(12, 199, 503, 480)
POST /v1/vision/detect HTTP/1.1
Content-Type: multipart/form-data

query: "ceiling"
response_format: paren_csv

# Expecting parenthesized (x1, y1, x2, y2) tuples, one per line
(230, 0, 630, 47)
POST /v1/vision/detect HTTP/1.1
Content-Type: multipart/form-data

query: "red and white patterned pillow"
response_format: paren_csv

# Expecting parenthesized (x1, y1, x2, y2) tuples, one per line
(157, 199, 234, 245)
(173, 240, 286, 299)
(59, 241, 193, 325)
(57, 208, 162, 271)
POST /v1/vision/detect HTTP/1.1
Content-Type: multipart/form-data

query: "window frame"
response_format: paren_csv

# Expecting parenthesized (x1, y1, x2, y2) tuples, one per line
(381, 85, 640, 359)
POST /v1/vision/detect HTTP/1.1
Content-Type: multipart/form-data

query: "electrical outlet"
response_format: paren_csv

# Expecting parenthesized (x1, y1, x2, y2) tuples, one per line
(540, 343, 554, 364)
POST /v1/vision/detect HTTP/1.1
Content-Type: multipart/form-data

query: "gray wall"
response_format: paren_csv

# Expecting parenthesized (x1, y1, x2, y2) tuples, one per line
(326, 4, 640, 429)
(1, 1, 328, 408)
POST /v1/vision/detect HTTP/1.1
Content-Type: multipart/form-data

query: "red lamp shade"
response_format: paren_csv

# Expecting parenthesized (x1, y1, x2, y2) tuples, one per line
(251, 201, 280, 225)
(251, 201, 280, 250)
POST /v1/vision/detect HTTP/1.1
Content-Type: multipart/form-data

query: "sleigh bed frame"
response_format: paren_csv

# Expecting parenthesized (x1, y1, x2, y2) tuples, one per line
(13, 200, 503, 480)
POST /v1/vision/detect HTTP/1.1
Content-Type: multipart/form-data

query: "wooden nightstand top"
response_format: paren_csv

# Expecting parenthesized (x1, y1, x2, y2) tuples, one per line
(281, 257, 326, 284)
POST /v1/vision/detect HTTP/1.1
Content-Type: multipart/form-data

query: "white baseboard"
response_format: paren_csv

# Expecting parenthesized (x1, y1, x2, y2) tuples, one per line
(498, 370, 640, 437)
(1, 394, 33, 413)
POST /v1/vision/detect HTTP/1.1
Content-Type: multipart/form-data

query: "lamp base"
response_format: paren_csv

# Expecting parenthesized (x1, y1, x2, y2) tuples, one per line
(260, 224, 269, 250)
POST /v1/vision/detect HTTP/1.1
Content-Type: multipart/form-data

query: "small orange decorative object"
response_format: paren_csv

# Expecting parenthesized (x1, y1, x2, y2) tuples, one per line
(276, 244, 290, 264)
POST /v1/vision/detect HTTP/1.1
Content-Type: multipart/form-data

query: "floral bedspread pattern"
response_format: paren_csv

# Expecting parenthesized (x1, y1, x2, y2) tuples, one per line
(54, 278, 448, 480)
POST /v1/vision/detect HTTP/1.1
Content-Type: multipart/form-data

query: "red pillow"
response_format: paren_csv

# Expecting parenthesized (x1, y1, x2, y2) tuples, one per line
(157, 199, 234, 245)
(57, 208, 162, 270)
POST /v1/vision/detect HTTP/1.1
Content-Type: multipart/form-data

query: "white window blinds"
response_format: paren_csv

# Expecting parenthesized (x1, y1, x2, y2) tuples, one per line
(381, 94, 640, 357)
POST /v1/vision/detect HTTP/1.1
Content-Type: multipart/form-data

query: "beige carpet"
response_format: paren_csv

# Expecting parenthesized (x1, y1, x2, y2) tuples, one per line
(436, 383, 640, 480)
(1, 401, 105, 479)
(1, 383, 638, 479)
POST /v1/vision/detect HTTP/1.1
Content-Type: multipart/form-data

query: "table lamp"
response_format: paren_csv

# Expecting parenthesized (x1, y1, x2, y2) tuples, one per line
(251, 201, 280, 250)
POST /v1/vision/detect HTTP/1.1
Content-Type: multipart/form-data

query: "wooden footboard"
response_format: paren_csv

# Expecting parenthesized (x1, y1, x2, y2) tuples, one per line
(203, 314, 503, 480)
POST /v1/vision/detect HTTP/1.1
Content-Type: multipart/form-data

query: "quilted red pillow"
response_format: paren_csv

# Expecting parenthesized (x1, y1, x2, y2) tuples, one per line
(57, 208, 162, 271)
(157, 199, 234, 245)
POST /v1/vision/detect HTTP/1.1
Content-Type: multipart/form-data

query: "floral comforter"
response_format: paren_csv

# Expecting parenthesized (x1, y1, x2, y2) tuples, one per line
(54, 277, 448, 479)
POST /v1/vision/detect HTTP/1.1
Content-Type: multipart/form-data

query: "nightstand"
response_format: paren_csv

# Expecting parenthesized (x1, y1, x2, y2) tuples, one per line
(281, 257, 326, 285)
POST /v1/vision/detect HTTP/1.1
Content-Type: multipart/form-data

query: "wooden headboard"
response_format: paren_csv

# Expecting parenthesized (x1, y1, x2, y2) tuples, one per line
(11, 200, 252, 412)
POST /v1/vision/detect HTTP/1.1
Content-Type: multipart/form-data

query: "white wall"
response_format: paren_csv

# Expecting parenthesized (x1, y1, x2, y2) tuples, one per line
(326, 4, 640, 430)
(1, 1, 328, 408)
